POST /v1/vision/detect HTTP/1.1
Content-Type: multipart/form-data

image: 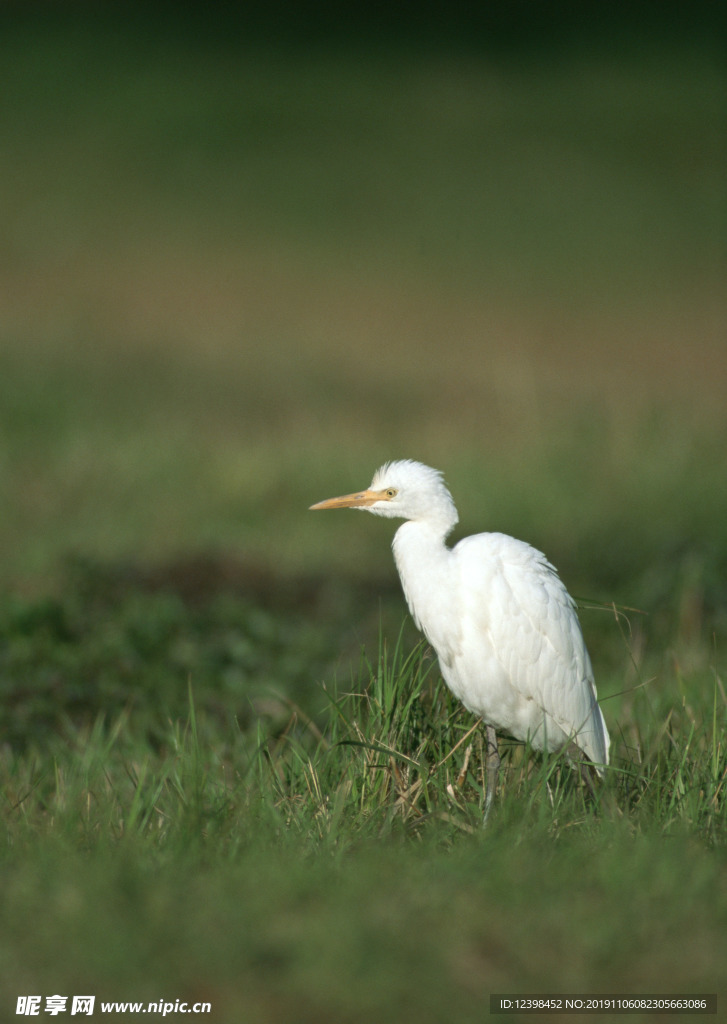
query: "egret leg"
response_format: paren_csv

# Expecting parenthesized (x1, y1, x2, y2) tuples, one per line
(566, 741, 598, 801)
(578, 760, 598, 802)
(483, 724, 500, 824)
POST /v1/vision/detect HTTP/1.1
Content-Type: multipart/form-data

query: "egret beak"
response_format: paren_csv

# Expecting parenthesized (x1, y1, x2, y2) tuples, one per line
(309, 488, 389, 511)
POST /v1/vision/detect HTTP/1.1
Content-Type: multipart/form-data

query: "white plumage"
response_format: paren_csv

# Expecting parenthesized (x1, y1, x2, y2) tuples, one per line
(310, 459, 609, 812)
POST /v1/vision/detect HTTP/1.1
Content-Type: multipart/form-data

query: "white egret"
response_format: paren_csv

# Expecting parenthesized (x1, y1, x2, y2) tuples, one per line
(310, 459, 609, 817)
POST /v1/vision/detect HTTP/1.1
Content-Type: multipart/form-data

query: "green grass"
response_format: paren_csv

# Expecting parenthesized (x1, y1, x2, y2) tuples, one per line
(0, 7, 726, 1022)
(1, 595, 725, 1020)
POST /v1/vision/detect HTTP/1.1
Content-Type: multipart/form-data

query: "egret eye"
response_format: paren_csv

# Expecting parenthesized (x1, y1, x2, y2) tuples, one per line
(385, 488, 398, 498)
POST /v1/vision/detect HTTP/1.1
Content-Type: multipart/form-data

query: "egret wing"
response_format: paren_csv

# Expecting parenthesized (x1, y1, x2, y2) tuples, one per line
(454, 533, 609, 767)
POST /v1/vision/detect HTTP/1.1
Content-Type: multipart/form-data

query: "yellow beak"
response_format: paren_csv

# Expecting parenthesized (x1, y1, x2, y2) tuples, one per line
(309, 488, 390, 511)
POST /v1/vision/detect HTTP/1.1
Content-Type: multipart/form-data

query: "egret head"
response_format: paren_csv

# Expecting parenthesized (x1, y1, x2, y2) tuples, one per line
(310, 459, 458, 532)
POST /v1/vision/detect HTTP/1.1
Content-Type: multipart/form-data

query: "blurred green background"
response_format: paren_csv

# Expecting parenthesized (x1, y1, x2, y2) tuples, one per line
(0, 3, 725, 1020)
(1, 0, 724, 594)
